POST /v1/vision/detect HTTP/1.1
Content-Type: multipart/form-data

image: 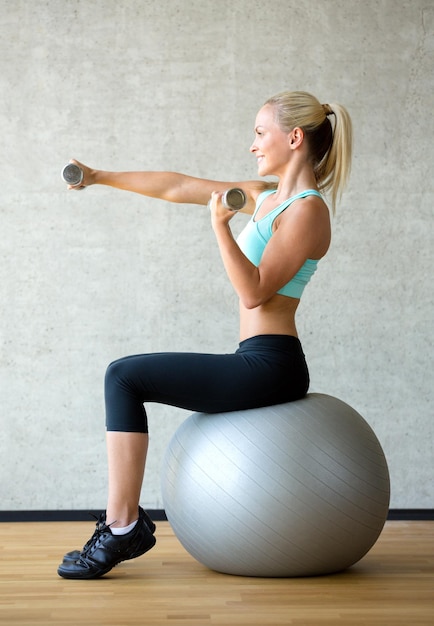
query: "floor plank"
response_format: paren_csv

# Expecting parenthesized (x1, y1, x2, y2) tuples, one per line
(0, 521, 433, 625)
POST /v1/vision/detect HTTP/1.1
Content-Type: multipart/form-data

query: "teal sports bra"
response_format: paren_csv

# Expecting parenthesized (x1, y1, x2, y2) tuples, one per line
(237, 189, 323, 299)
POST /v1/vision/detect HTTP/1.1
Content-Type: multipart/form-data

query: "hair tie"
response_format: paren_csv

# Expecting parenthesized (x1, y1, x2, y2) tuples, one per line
(322, 103, 334, 117)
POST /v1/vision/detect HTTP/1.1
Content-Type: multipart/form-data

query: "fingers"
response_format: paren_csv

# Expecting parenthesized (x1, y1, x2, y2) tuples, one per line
(208, 190, 220, 211)
(209, 191, 236, 228)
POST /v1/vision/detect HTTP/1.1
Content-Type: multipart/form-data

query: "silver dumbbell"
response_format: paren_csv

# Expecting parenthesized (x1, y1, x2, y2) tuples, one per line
(61, 163, 84, 186)
(208, 188, 247, 211)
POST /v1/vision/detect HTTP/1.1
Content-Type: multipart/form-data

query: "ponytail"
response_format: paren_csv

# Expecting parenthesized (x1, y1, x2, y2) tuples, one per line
(265, 91, 353, 213)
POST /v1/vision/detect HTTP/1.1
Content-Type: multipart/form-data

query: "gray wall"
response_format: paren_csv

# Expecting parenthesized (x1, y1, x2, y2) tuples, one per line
(1, 0, 432, 512)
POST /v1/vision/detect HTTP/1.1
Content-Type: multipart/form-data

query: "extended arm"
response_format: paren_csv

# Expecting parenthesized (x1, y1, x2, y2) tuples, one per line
(67, 159, 263, 211)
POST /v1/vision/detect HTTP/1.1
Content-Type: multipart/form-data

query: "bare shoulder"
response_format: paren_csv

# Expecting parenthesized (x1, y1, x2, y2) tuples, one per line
(282, 193, 330, 226)
(275, 194, 331, 258)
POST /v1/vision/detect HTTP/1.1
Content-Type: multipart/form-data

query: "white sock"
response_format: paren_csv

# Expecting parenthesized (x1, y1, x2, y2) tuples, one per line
(110, 519, 138, 535)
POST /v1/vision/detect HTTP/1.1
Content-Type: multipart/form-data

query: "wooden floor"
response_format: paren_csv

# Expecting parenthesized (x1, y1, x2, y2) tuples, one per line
(0, 521, 433, 625)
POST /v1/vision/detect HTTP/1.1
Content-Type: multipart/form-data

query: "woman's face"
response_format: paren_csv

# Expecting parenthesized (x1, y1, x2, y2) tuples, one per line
(250, 104, 292, 177)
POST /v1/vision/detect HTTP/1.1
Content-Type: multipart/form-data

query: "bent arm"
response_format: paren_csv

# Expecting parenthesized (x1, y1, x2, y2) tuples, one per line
(212, 196, 330, 308)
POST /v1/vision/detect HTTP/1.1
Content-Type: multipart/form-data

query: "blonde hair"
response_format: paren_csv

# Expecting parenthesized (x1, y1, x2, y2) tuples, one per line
(265, 91, 353, 212)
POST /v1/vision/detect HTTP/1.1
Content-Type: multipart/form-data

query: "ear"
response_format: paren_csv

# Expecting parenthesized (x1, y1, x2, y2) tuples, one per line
(288, 127, 304, 150)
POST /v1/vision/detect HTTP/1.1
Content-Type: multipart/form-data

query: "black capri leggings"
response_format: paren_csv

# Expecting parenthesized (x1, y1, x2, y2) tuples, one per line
(104, 334, 309, 432)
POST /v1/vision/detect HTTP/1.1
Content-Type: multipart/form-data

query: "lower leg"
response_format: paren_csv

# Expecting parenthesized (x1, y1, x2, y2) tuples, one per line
(105, 431, 149, 528)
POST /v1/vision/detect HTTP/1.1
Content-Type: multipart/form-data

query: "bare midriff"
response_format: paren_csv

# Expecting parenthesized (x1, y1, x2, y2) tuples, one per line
(239, 294, 300, 342)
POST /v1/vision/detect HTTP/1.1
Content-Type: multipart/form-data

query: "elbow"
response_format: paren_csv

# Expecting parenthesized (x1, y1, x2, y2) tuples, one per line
(241, 298, 260, 310)
(240, 292, 270, 310)
(238, 273, 274, 309)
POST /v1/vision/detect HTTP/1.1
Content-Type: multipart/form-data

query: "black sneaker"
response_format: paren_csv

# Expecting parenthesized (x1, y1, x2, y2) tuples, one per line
(62, 507, 155, 563)
(57, 507, 156, 579)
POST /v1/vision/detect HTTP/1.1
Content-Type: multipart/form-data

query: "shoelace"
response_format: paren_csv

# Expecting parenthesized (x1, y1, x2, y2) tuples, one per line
(79, 513, 112, 558)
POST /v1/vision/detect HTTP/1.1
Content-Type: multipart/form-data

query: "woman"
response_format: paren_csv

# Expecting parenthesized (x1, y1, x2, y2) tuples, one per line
(58, 90, 352, 579)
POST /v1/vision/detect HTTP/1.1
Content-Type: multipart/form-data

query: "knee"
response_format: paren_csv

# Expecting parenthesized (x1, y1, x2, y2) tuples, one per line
(105, 357, 131, 392)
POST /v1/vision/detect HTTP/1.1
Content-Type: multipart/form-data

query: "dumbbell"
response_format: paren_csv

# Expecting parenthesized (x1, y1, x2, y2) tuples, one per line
(61, 163, 83, 186)
(208, 188, 247, 211)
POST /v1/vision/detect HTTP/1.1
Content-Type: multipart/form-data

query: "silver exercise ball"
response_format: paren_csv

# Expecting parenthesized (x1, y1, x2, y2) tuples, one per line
(161, 393, 390, 577)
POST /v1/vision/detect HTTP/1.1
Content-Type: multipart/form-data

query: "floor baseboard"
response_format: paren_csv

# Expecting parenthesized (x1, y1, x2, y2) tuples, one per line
(0, 509, 433, 522)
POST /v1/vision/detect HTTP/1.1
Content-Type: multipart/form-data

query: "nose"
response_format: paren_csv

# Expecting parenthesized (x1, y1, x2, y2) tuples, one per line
(250, 141, 257, 154)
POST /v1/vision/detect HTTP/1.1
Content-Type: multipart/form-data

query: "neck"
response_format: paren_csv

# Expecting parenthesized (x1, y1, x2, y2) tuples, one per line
(273, 161, 318, 201)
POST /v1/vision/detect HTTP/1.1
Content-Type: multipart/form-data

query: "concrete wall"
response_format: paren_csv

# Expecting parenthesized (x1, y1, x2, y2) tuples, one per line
(0, 0, 432, 512)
